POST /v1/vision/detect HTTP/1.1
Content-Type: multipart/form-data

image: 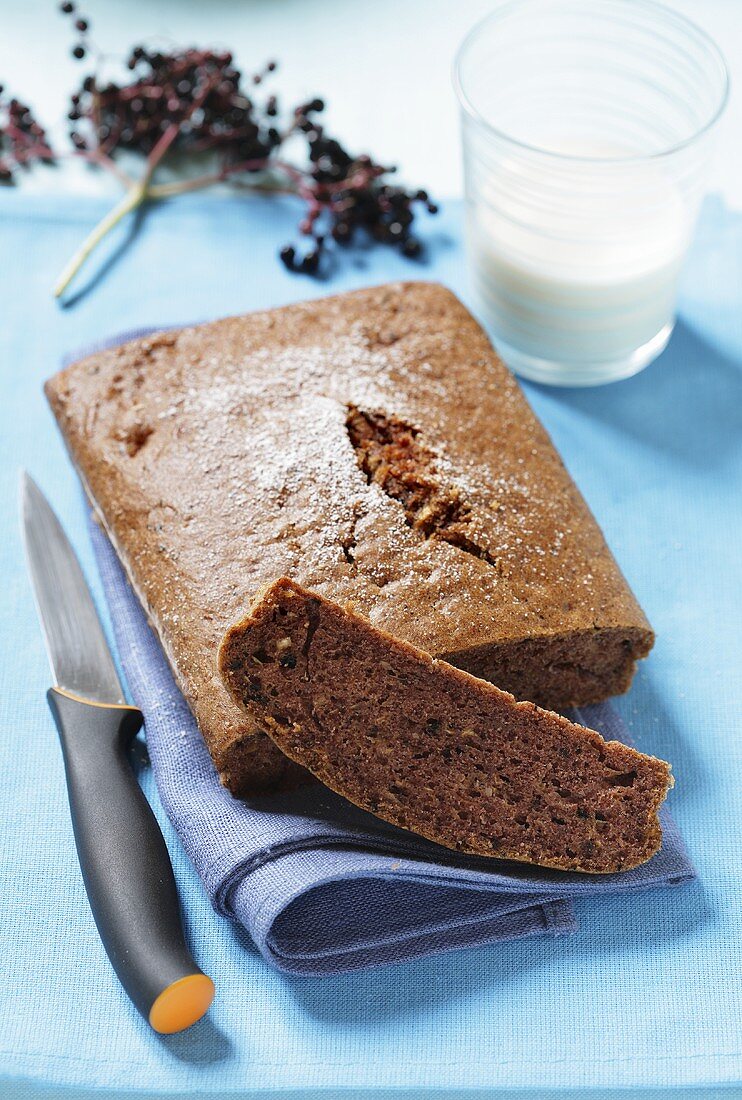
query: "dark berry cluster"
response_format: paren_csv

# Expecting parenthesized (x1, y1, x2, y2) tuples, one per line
(59, 1, 437, 275)
(278, 125, 437, 273)
(69, 49, 281, 163)
(62, 1, 281, 165)
(7, 2, 438, 292)
(0, 89, 54, 183)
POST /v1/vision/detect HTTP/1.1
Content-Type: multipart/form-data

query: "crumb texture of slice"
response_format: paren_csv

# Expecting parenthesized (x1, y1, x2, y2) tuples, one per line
(220, 578, 672, 874)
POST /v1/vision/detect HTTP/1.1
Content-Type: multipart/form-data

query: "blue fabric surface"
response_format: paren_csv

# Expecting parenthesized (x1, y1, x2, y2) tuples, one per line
(88, 505, 692, 976)
(0, 191, 740, 1095)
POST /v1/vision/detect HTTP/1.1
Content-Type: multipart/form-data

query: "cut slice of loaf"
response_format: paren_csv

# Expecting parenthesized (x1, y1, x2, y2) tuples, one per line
(219, 578, 672, 874)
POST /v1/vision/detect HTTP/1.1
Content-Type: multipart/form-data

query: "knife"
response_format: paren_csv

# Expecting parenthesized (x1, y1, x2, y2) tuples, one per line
(20, 472, 214, 1034)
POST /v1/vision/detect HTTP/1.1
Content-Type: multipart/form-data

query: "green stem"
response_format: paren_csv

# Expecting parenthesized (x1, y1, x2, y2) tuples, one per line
(53, 177, 149, 299)
(148, 168, 294, 200)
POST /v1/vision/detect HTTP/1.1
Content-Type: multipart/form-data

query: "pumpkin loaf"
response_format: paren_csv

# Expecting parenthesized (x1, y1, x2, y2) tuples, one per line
(45, 282, 654, 796)
(220, 578, 671, 873)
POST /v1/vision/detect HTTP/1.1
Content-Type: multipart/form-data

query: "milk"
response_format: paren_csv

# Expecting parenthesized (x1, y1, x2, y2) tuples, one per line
(467, 151, 690, 384)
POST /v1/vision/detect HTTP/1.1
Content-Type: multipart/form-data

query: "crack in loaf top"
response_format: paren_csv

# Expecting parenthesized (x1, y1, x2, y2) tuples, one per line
(46, 282, 646, 670)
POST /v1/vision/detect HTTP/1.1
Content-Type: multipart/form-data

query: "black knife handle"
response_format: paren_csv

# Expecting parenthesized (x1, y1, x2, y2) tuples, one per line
(47, 687, 215, 1033)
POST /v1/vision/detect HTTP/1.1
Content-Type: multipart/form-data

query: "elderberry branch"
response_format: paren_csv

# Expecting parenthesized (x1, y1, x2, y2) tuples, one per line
(54, 67, 224, 297)
(4, 1, 438, 295)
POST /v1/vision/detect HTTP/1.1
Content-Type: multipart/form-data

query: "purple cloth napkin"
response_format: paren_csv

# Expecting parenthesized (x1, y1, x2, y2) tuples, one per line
(89, 513, 694, 977)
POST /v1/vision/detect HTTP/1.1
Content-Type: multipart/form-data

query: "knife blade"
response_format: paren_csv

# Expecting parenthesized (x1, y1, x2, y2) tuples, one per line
(21, 472, 214, 1034)
(21, 472, 125, 705)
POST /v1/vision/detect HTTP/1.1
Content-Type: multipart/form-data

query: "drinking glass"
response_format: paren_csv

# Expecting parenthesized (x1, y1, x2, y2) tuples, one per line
(454, 0, 729, 385)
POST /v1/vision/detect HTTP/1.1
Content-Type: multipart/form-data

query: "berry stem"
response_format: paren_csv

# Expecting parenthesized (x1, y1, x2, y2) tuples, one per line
(147, 157, 282, 198)
(53, 176, 148, 297)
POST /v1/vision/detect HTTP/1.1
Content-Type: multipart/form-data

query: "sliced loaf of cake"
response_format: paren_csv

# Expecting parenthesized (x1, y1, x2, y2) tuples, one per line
(219, 578, 671, 873)
(45, 282, 654, 796)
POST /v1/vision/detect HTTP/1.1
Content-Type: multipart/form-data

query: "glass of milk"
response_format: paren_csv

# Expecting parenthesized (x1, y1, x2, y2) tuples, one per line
(454, 0, 728, 386)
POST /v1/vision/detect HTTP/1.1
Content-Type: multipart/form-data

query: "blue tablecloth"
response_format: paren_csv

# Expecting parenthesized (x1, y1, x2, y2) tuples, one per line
(0, 191, 740, 1097)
